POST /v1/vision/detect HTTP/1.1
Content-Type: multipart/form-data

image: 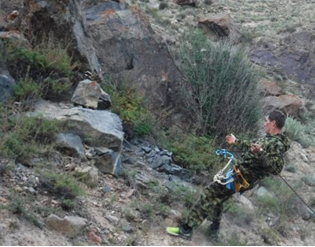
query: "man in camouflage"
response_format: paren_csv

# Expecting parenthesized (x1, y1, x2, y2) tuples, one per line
(166, 110, 291, 239)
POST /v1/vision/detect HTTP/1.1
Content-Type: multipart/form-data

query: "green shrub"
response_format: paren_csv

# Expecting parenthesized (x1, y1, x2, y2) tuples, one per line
(161, 129, 221, 173)
(3, 35, 76, 102)
(8, 36, 77, 76)
(0, 194, 41, 228)
(174, 30, 261, 136)
(14, 78, 41, 101)
(39, 171, 84, 199)
(102, 83, 153, 138)
(284, 116, 315, 147)
(257, 177, 297, 222)
(0, 115, 64, 158)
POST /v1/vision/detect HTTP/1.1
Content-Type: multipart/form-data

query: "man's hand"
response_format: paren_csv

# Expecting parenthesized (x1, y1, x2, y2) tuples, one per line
(225, 134, 236, 145)
(251, 143, 262, 154)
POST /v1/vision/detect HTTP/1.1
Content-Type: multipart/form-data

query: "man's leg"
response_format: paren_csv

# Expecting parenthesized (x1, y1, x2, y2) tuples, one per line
(186, 182, 234, 229)
(166, 182, 234, 238)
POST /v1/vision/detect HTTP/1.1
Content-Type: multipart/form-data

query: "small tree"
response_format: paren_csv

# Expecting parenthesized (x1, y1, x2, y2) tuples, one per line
(175, 30, 261, 136)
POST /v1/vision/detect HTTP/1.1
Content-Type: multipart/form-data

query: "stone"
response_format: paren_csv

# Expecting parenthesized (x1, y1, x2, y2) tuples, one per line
(299, 204, 314, 221)
(94, 147, 122, 175)
(151, 155, 172, 169)
(46, 214, 87, 238)
(71, 79, 111, 109)
(106, 215, 119, 224)
(56, 133, 86, 160)
(101, 186, 112, 193)
(80, 166, 99, 188)
(88, 231, 102, 244)
(0, 68, 16, 103)
(0, 31, 30, 49)
(158, 163, 190, 180)
(198, 13, 241, 43)
(32, 100, 124, 150)
(175, 0, 197, 7)
(255, 187, 274, 198)
(122, 225, 133, 233)
(257, 79, 283, 96)
(233, 194, 254, 210)
(260, 94, 302, 118)
(142, 146, 152, 153)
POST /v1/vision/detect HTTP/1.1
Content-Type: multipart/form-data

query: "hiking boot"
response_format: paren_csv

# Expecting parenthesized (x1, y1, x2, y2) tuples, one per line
(208, 221, 220, 240)
(166, 226, 192, 240)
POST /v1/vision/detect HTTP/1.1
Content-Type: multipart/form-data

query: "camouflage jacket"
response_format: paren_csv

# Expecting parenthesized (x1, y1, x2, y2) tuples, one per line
(234, 133, 291, 184)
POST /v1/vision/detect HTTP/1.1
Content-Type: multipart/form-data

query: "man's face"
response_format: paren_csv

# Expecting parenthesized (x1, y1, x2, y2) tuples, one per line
(264, 116, 275, 133)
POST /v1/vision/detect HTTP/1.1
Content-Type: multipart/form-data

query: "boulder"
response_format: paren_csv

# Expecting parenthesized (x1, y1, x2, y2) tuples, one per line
(257, 79, 283, 96)
(260, 94, 302, 118)
(0, 68, 16, 102)
(71, 79, 111, 109)
(56, 133, 86, 160)
(32, 100, 124, 151)
(94, 147, 122, 176)
(46, 214, 87, 238)
(198, 13, 241, 43)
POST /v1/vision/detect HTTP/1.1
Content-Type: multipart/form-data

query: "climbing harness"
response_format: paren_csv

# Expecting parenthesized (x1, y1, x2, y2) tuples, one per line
(214, 149, 250, 192)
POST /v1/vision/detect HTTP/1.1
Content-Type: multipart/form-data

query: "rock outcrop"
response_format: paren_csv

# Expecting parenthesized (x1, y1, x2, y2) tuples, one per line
(32, 100, 124, 150)
(20, 0, 195, 128)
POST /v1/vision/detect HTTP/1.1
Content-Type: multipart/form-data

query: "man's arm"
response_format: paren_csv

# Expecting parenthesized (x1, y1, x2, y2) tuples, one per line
(226, 134, 253, 152)
(258, 141, 285, 175)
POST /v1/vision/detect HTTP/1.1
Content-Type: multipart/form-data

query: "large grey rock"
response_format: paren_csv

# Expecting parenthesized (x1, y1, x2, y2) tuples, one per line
(46, 214, 87, 238)
(56, 133, 86, 160)
(0, 68, 16, 102)
(32, 100, 124, 151)
(71, 79, 111, 109)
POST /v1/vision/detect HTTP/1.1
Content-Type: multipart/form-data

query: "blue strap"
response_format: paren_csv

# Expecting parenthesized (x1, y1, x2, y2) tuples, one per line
(216, 149, 235, 191)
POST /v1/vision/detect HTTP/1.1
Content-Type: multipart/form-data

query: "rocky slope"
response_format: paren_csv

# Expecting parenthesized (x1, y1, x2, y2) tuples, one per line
(1, 0, 315, 246)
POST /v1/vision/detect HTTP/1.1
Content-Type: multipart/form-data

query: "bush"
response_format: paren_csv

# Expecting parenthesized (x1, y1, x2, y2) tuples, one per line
(161, 128, 221, 173)
(257, 177, 297, 220)
(102, 82, 153, 138)
(0, 114, 64, 158)
(174, 30, 261, 136)
(284, 116, 315, 147)
(3, 35, 76, 102)
(39, 170, 84, 199)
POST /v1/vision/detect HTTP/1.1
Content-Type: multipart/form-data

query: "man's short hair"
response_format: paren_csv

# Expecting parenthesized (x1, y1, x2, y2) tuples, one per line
(268, 110, 286, 129)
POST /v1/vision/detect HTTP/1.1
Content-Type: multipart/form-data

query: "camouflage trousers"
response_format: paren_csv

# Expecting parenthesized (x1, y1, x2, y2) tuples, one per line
(186, 182, 235, 229)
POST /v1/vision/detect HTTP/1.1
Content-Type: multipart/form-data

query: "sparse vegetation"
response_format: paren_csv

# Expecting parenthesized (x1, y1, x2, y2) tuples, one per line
(2, 34, 76, 103)
(39, 170, 84, 199)
(284, 116, 315, 147)
(0, 112, 65, 159)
